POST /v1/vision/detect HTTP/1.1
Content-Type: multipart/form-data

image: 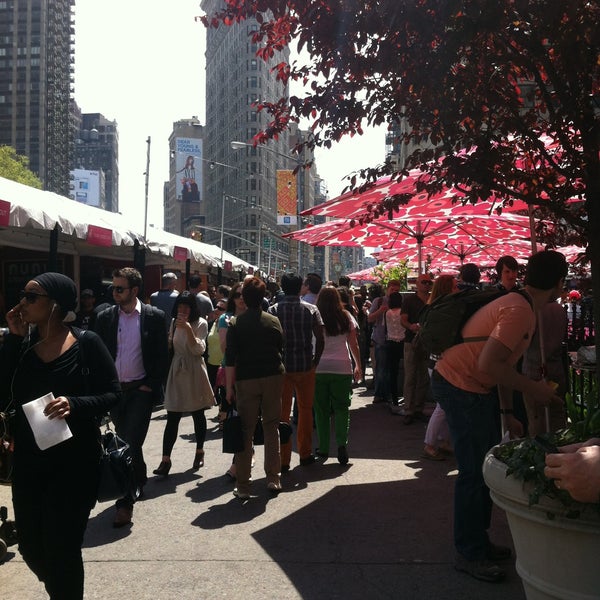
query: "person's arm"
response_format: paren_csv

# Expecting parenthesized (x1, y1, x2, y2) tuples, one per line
(478, 337, 561, 404)
(367, 297, 385, 324)
(347, 324, 362, 382)
(545, 444, 600, 503)
(141, 308, 169, 393)
(400, 298, 417, 332)
(180, 319, 207, 355)
(348, 288, 359, 316)
(312, 320, 325, 366)
(224, 324, 238, 404)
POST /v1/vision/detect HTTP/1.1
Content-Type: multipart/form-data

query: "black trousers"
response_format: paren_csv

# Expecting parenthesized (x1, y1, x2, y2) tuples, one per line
(162, 409, 207, 456)
(110, 387, 154, 507)
(12, 457, 97, 600)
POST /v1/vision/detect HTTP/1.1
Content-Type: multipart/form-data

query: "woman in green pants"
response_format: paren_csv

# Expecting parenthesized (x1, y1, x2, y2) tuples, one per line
(314, 286, 362, 464)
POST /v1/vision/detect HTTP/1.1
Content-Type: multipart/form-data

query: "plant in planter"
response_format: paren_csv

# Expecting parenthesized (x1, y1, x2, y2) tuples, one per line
(493, 405, 600, 518)
(483, 408, 600, 600)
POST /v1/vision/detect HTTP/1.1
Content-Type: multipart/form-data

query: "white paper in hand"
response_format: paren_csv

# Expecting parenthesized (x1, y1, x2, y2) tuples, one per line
(22, 392, 73, 450)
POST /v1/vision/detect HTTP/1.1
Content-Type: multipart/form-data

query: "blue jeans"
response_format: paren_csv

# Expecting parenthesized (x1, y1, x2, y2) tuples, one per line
(373, 342, 389, 399)
(431, 373, 500, 560)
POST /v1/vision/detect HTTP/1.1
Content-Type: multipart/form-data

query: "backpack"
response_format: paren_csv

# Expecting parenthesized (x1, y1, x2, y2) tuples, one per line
(413, 288, 529, 357)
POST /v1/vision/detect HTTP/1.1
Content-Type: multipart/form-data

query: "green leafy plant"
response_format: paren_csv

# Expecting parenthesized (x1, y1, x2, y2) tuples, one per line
(371, 261, 409, 289)
(494, 412, 600, 519)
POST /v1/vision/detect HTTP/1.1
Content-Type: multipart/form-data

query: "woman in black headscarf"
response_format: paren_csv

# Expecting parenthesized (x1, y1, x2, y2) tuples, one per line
(2, 272, 121, 600)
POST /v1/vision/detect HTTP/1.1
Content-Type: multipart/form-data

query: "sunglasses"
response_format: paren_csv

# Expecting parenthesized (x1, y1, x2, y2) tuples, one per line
(419, 280, 433, 285)
(112, 286, 131, 294)
(19, 290, 49, 303)
(216, 305, 226, 311)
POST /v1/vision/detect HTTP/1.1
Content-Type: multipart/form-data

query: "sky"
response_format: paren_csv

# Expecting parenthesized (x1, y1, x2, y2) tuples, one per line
(74, 1, 386, 232)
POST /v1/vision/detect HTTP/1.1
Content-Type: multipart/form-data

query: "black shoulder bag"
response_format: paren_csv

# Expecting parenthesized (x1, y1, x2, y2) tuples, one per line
(76, 330, 138, 502)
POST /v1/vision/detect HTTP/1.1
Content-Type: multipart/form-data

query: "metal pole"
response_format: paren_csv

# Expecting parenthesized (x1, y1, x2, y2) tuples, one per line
(257, 221, 262, 275)
(220, 192, 225, 265)
(268, 239, 272, 277)
(143, 136, 151, 240)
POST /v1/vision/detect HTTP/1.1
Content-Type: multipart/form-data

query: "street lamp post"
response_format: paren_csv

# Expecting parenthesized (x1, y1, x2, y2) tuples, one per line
(220, 191, 226, 265)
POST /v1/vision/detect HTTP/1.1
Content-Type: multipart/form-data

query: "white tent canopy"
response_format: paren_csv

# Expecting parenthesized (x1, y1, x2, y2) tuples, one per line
(0, 176, 253, 272)
(145, 226, 253, 272)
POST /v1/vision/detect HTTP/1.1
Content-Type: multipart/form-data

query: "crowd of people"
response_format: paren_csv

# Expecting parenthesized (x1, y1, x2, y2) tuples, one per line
(1, 252, 599, 598)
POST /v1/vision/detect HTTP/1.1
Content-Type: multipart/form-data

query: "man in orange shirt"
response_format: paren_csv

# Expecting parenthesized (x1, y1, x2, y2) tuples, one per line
(432, 251, 567, 583)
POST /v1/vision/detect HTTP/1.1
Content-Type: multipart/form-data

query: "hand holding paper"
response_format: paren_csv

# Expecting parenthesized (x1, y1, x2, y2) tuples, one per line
(22, 392, 73, 450)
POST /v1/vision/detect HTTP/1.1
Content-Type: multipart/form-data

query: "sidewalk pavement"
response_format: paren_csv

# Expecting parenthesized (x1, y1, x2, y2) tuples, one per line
(0, 379, 527, 600)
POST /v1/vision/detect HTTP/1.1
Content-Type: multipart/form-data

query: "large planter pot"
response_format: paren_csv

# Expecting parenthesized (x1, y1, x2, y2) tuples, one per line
(483, 446, 600, 600)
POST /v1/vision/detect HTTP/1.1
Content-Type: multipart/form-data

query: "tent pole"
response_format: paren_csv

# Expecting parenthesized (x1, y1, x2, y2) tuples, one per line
(49, 223, 60, 272)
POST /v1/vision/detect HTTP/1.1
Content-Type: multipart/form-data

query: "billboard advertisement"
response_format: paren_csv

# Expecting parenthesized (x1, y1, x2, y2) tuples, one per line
(70, 169, 101, 207)
(276, 169, 297, 225)
(176, 137, 203, 202)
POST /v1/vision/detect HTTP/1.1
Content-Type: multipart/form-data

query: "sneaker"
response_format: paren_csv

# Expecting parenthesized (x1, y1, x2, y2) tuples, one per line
(390, 404, 405, 415)
(267, 481, 282, 493)
(299, 454, 316, 466)
(233, 488, 250, 500)
(454, 555, 506, 583)
(486, 542, 512, 561)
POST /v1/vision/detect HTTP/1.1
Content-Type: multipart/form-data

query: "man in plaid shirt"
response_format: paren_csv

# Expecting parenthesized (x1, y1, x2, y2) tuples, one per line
(269, 273, 325, 469)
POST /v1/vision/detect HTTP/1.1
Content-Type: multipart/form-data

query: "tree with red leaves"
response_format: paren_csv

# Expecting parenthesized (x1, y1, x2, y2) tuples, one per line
(203, 1, 600, 359)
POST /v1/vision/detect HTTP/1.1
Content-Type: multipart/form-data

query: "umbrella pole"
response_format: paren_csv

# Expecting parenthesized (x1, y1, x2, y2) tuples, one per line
(417, 223, 424, 274)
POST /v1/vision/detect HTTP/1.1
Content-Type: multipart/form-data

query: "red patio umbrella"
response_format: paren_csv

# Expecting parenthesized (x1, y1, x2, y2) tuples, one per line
(301, 171, 530, 222)
(287, 213, 536, 272)
(373, 238, 533, 268)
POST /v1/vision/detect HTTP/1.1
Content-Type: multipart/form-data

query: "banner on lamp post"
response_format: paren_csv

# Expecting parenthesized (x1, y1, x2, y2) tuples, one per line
(276, 169, 297, 225)
(175, 137, 202, 203)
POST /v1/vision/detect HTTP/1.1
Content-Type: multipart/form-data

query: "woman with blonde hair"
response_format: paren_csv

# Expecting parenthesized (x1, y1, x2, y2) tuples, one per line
(314, 287, 362, 464)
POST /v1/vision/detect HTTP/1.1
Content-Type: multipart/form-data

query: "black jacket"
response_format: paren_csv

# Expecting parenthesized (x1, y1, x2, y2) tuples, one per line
(94, 302, 169, 402)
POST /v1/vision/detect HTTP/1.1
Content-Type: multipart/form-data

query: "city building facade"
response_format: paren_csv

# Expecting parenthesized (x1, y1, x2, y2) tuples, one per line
(73, 113, 119, 212)
(165, 117, 205, 237)
(202, 0, 307, 278)
(0, 0, 75, 195)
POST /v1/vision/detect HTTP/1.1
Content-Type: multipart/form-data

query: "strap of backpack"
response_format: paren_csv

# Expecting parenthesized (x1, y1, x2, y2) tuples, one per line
(75, 328, 91, 394)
